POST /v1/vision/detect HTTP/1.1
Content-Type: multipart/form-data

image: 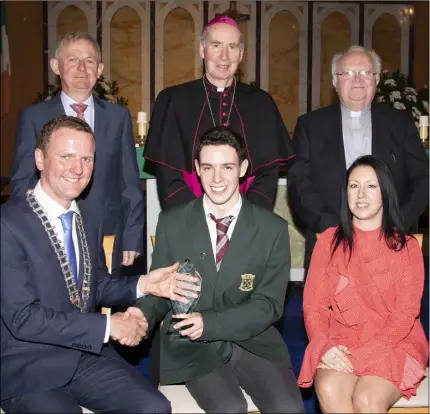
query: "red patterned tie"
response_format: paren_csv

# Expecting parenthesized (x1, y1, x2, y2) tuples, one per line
(70, 103, 88, 120)
(209, 214, 234, 271)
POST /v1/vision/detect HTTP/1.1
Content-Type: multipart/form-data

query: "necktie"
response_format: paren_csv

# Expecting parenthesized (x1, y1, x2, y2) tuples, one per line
(209, 214, 234, 271)
(59, 211, 78, 285)
(70, 103, 88, 120)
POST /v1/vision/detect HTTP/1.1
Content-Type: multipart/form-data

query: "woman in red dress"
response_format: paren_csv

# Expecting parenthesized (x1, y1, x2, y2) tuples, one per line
(298, 155, 428, 413)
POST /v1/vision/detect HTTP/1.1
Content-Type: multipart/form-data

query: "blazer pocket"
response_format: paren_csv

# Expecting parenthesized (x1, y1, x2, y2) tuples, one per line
(219, 262, 264, 303)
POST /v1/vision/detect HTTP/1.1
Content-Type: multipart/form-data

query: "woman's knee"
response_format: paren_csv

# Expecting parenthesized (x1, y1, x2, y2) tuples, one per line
(315, 374, 340, 403)
(353, 389, 387, 413)
(353, 377, 401, 413)
(315, 371, 356, 412)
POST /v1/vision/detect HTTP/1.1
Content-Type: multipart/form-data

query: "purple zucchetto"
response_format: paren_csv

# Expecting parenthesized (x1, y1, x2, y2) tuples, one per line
(205, 16, 240, 29)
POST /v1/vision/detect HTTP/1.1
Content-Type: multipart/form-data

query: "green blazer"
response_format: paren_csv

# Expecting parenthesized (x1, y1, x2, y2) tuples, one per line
(136, 198, 292, 384)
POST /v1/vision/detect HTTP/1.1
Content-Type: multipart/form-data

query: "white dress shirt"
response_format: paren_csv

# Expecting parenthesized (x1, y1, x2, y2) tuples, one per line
(33, 182, 114, 341)
(61, 92, 95, 130)
(34, 182, 81, 273)
(341, 103, 372, 169)
(203, 195, 242, 263)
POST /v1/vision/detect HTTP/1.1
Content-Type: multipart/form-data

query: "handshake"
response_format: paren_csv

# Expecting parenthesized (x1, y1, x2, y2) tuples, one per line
(108, 261, 201, 347)
(109, 307, 148, 347)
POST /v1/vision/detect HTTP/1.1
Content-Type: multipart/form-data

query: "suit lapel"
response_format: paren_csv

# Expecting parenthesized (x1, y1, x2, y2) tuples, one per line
(24, 205, 65, 273)
(189, 199, 218, 291)
(371, 104, 391, 163)
(333, 103, 347, 177)
(93, 96, 107, 139)
(47, 93, 67, 117)
(215, 199, 257, 295)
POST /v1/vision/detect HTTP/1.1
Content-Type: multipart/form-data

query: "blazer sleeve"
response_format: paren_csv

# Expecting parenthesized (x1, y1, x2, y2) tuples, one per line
(287, 117, 339, 233)
(400, 117, 429, 229)
(0, 220, 106, 354)
(10, 108, 39, 196)
(199, 223, 290, 342)
(134, 210, 172, 331)
(120, 109, 145, 253)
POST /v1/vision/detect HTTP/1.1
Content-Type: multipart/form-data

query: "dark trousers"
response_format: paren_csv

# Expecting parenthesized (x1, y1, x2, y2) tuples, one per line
(1, 353, 171, 414)
(185, 344, 305, 414)
(149, 327, 162, 385)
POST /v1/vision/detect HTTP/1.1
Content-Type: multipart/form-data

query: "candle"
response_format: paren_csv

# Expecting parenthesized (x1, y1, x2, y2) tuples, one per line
(138, 122, 148, 137)
(419, 115, 429, 141)
(137, 111, 147, 124)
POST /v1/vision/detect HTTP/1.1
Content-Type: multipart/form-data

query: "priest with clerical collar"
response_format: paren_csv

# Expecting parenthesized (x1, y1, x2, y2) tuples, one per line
(288, 45, 429, 270)
(144, 16, 294, 211)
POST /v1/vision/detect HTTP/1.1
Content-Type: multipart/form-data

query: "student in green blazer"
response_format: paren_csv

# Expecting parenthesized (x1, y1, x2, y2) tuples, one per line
(133, 126, 304, 413)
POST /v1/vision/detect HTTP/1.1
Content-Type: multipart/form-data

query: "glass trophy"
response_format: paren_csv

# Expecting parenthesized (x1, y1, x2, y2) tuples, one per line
(167, 259, 202, 341)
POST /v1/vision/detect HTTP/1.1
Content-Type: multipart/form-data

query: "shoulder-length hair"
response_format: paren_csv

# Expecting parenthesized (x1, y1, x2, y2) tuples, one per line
(332, 155, 407, 257)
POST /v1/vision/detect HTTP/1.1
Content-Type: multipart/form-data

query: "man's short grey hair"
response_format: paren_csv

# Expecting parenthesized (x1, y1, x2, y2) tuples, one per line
(332, 45, 381, 87)
(54, 32, 102, 62)
(200, 25, 244, 51)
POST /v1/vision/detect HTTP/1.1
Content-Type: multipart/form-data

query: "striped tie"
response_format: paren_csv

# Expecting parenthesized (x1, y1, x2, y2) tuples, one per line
(70, 103, 88, 120)
(209, 214, 234, 271)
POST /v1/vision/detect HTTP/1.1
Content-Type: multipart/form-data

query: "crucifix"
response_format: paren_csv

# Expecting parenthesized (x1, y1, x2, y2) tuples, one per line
(215, 1, 250, 22)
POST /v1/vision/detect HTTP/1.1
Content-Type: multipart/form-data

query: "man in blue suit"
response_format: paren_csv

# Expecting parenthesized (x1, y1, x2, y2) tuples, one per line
(10, 31, 143, 273)
(1, 116, 200, 413)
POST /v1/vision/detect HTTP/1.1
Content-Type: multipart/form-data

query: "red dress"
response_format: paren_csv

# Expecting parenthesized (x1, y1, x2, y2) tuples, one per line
(298, 226, 428, 398)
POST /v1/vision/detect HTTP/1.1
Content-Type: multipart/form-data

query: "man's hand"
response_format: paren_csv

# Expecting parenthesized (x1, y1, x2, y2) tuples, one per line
(122, 250, 140, 266)
(319, 345, 354, 373)
(118, 307, 148, 346)
(173, 312, 203, 340)
(139, 263, 201, 303)
(123, 306, 145, 320)
(110, 311, 147, 346)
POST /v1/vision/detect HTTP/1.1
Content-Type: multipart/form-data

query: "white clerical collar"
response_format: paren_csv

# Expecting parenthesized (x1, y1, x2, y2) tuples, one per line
(34, 181, 80, 221)
(61, 91, 94, 108)
(203, 194, 242, 219)
(341, 103, 371, 118)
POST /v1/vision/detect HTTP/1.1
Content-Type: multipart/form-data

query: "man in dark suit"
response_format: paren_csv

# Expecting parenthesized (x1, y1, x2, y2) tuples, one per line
(288, 46, 429, 266)
(130, 127, 304, 413)
(1, 116, 201, 413)
(9, 31, 143, 274)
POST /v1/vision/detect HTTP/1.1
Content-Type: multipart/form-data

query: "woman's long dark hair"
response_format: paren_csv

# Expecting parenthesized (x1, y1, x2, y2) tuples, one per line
(332, 155, 408, 257)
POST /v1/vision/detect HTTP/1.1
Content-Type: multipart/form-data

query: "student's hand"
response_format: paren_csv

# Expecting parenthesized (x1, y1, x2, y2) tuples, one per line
(110, 311, 147, 346)
(138, 263, 201, 303)
(320, 345, 354, 373)
(123, 306, 146, 321)
(118, 307, 148, 346)
(173, 312, 204, 340)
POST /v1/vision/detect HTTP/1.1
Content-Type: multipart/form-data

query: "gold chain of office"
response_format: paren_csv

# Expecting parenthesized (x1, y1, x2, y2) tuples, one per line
(26, 189, 92, 312)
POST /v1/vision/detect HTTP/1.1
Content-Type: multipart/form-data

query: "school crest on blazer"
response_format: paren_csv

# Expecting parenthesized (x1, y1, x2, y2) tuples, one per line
(239, 273, 255, 292)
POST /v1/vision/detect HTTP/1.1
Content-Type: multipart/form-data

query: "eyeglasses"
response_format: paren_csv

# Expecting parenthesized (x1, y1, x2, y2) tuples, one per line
(336, 69, 377, 80)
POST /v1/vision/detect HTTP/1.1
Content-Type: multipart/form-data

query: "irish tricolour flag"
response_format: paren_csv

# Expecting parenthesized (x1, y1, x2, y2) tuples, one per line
(1, 2, 11, 118)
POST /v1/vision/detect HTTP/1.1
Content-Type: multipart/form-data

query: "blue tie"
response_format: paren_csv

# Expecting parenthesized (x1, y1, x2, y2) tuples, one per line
(59, 211, 78, 285)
